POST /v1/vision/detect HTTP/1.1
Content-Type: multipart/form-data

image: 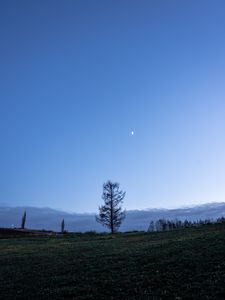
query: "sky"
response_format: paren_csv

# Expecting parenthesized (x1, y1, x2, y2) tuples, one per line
(1, 0, 225, 213)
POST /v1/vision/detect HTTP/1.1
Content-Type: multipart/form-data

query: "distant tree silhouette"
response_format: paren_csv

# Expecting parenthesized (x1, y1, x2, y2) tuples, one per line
(21, 211, 26, 229)
(61, 219, 65, 233)
(147, 217, 223, 232)
(96, 180, 126, 233)
(147, 220, 155, 232)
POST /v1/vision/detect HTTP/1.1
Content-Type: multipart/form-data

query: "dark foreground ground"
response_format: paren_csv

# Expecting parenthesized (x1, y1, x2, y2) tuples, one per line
(0, 224, 225, 300)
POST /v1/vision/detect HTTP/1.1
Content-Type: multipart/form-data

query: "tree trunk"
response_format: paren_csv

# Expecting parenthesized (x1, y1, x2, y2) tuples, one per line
(110, 184, 114, 234)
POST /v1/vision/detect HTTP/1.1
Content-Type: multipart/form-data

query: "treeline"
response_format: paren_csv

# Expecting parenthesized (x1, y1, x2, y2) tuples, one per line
(18, 211, 225, 234)
(147, 217, 225, 232)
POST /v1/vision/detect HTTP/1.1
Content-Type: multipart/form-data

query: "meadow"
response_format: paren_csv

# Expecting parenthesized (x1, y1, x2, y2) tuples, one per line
(1, 224, 225, 299)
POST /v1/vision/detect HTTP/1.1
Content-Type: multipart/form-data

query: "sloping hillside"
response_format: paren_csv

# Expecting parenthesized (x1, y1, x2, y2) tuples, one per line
(0, 223, 225, 299)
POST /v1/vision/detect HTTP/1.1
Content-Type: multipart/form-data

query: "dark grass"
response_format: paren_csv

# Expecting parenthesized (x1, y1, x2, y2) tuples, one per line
(0, 228, 56, 239)
(1, 224, 225, 299)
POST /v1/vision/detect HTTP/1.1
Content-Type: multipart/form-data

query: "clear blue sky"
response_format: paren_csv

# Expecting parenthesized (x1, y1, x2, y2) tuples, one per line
(1, 0, 225, 212)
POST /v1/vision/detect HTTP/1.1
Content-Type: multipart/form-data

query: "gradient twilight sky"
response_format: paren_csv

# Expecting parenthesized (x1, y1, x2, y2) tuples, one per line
(1, 1, 225, 213)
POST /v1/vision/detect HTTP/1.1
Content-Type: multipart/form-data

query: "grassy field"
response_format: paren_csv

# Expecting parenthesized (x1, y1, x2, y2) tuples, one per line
(0, 224, 225, 299)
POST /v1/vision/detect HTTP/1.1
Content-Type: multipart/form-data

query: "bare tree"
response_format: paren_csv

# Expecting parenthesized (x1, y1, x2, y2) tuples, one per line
(61, 219, 65, 233)
(96, 180, 126, 233)
(21, 211, 26, 229)
(147, 220, 155, 232)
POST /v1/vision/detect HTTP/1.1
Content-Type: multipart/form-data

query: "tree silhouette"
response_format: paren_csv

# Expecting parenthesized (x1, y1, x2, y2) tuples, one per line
(61, 219, 65, 233)
(21, 211, 26, 229)
(96, 180, 126, 233)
